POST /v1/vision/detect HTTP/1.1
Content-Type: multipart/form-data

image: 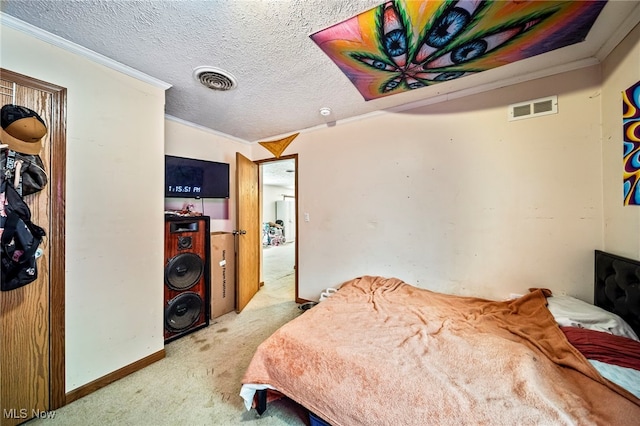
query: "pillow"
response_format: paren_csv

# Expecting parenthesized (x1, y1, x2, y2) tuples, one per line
(546, 295, 639, 341)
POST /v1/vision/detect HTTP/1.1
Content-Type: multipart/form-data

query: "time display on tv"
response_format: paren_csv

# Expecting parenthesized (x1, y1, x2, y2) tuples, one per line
(165, 156, 230, 199)
(166, 185, 202, 194)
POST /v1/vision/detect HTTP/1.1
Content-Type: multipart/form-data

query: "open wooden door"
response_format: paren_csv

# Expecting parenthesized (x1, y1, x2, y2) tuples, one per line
(235, 153, 260, 312)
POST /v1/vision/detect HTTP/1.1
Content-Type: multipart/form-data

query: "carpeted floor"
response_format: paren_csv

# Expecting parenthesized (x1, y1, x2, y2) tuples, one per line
(30, 242, 310, 425)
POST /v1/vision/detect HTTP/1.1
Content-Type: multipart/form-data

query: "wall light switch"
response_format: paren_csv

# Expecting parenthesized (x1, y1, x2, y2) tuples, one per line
(304, 213, 310, 222)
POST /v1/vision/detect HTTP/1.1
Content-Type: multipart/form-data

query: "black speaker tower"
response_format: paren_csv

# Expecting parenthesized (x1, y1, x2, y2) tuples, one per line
(164, 216, 210, 343)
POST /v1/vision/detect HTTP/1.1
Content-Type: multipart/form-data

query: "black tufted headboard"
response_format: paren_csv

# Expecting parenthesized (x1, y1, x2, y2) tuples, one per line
(594, 250, 640, 336)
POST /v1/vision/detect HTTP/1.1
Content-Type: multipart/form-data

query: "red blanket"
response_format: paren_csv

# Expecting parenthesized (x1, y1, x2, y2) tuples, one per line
(242, 276, 640, 425)
(561, 326, 640, 371)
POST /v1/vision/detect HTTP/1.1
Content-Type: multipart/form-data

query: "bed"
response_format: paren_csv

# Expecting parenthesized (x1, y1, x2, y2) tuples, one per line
(241, 250, 640, 425)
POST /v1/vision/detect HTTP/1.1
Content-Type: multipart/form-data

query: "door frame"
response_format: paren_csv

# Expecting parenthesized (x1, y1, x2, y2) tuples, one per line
(256, 154, 300, 303)
(1, 69, 67, 409)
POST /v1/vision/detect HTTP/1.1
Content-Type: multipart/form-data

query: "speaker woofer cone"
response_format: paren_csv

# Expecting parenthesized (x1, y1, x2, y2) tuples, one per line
(165, 253, 204, 290)
(165, 292, 203, 332)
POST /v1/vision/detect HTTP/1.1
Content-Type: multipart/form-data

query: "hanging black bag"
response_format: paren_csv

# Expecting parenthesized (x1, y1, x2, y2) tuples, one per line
(0, 180, 46, 291)
(1, 150, 48, 196)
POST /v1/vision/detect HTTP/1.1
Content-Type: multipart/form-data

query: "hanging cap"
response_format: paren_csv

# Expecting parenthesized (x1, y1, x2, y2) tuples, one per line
(0, 104, 47, 155)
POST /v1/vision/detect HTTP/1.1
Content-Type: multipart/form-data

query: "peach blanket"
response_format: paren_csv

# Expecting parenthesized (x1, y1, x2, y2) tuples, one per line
(242, 276, 640, 425)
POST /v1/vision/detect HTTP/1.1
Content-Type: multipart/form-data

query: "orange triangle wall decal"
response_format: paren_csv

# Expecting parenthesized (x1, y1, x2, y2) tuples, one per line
(258, 133, 299, 158)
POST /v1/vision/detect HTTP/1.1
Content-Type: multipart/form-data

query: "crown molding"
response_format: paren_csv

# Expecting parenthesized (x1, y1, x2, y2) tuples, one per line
(0, 12, 172, 90)
(164, 114, 251, 145)
(386, 57, 600, 114)
(595, 2, 640, 61)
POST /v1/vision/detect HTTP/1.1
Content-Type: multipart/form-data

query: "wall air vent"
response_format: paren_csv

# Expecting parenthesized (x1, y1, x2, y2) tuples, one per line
(508, 96, 557, 121)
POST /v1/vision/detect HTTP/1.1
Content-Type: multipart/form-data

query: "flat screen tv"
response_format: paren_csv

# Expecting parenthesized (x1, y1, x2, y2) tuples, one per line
(165, 155, 230, 198)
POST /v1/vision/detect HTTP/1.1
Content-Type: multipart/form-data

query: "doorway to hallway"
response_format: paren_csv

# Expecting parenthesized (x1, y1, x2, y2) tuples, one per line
(259, 156, 298, 301)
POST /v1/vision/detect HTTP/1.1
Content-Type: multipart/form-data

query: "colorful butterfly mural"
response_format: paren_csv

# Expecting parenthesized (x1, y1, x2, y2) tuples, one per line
(310, 0, 606, 100)
(623, 81, 640, 206)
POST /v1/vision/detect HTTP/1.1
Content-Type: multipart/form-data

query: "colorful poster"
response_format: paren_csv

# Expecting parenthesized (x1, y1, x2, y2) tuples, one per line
(623, 81, 640, 206)
(310, 0, 606, 100)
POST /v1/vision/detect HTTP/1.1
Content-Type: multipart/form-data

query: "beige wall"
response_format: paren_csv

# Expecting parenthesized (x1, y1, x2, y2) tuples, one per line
(602, 23, 640, 259)
(262, 184, 294, 224)
(256, 65, 605, 302)
(1, 26, 166, 391)
(164, 118, 250, 233)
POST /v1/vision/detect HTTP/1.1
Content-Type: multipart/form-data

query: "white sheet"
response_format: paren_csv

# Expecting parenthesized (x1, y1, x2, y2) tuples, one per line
(239, 383, 277, 411)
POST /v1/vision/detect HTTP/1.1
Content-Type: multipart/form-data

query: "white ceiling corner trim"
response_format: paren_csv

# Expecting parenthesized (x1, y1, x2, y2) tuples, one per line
(164, 114, 252, 145)
(387, 57, 601, 115)
(595, 2, 640, 61)
(0, 12, 172, 90)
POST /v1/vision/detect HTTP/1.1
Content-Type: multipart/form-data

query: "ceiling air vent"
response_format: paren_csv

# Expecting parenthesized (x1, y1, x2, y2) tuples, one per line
(193, 66, 238, 91)
(508, 96, 557, 121)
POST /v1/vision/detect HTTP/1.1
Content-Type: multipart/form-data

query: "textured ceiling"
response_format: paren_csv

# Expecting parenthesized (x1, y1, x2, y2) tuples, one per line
(262, 158, 295, 188)
(1, 1, 639, 143)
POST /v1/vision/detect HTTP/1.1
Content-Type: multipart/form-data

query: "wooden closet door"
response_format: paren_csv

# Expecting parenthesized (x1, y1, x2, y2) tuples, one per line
(0, 73, 66, 425)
